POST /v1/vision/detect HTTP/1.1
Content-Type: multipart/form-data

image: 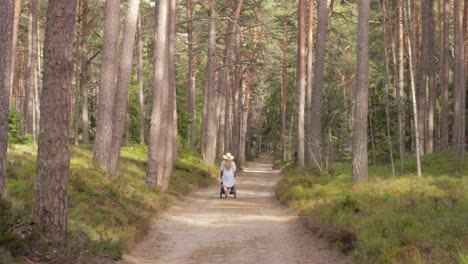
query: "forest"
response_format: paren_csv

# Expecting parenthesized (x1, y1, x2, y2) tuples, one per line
(0, 0, 467, 263)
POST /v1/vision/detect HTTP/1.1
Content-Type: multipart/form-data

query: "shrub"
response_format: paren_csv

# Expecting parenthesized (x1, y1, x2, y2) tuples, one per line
(276, 153, 468, 263)
(8, 109, 32, 145)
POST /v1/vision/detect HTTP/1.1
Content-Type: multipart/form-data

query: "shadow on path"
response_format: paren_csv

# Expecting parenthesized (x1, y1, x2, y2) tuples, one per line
(119, 156, 347, 264)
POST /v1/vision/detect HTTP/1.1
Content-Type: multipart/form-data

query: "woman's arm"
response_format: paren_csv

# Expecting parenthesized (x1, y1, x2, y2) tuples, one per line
(220, 162, 224, 178)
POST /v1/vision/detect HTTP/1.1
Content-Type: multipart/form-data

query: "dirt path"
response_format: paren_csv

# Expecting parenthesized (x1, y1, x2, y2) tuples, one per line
(119, 156, 347, 264)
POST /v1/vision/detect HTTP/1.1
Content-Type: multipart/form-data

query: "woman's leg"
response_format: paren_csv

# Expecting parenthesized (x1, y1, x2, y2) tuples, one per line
(224, 187, 228, 197)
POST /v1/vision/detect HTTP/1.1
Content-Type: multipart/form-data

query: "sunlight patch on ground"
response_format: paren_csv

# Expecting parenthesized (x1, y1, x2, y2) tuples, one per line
(241, 169, 281, 173)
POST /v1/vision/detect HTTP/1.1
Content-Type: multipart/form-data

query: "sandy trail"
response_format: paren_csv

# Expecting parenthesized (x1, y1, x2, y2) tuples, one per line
(119, 156, 347, 264)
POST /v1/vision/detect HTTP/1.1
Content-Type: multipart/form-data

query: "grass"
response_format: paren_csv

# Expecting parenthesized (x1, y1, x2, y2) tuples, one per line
(1, 144, 217, 263)
(276, 152, 468, 264)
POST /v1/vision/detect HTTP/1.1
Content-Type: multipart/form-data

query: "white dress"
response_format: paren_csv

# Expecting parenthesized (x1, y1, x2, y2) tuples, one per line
(221, 161, 236, 187)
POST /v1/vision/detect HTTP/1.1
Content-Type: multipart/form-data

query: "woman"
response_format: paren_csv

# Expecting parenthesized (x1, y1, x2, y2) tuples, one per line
(220, 153, 236, 198)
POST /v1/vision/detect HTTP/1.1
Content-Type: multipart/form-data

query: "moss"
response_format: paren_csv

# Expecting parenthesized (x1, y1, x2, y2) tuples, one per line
(3, 144, 216, 262)
(276, 153, 468, 263)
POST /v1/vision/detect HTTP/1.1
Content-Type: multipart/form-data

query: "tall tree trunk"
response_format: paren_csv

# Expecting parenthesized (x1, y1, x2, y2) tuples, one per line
(352, 0, 371, 182)
(34, 0, 77, 245)
(80, 0, 90, 144)
(0, 1, 16, 198)
(73, 1, 81, 146)
(224, 69, 233, 153)
(240, 65, 254, 163)
(369, 94, 377, 166)
(201, 0, 218, 164)
(107, 0, 140, 174)
(398, 0, 406, 173)
(296, 0, 307, 167)
(382, 0, 396, 176)
(416, 0, 428, 155)
(387, 0, 399, 101)
(169, 0, 178, 162)
(417, 0, 435, 154)
(17, 50, 26, 116)
(281, 12, 289, 162)
(440, 0, 450, 150)
(25, 0, 38, 142)
(220, 0, 243, 155)
(10, 0, 21, 105)
(147, 0, 171, 189)
(465, 0, 468, 149)
(93, 0, 120, 170)
(35, 27, 42, 142)
(453, 0, 466, 158)
(426, 0, 436, 154)
(309, 0, 328, 169)
(137, 14, 145, 145)
(305, 0, 315, 166)
(233, 31, 242, 159)
(464, 0, 468, 76)
(410, 0, 421, 153)
(405, 0, 422, 177)
(187, 0, 196, 151)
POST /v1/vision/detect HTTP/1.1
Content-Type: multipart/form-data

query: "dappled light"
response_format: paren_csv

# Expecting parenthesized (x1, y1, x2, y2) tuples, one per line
(0, 0, 466, 262)
(120, 156, 346, 264)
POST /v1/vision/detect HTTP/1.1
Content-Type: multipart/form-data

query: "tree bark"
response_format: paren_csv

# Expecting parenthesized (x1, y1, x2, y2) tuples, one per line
(405, 0, 422, 177)
(35, 27, 42, 142)
(382, 0, 396, 176)
(202, 0, 218, 164)
(415, 0, 430, 155)
(296, 0, 307, 167)
(440, 0, 450, 150)
(220, 0, 243, 155)
(108, 0, 140, 174)
(281, 12, 289, 162)
(146, 0, 173, 189)
(25, 0, 38, 142)
(426, 0, 436, 154)
(34, 0, 77, 245)
(397, 0, 406, 173)
(9, 0, 21, 105)
(73, 1, 81, 146)
(308, 0, 328, 169)
(240, 65, 254, 163)
(80, 0, 90, 144)
(417, 0, 435, 154)
(187, 0, 196, 152)
(0, 1, 16, 198)
(170, 0, 178, 162)
(93, 0, 120, 170)
(224, 68, 233, 153)
(137, 14, 145, 145)
(233, 31, 242, 159)
(352, 0, 371, 182)
(453, 0, 466, 158)
(305, 0, 315, 166)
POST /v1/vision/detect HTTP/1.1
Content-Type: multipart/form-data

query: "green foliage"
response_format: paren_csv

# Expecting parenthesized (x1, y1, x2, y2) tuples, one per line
(276, 153, 468, 263)
(4, 144, 217, 262)
(0, 200, 25, 256)
(8, 109, 32, 145)
(125, 83, 144, 144)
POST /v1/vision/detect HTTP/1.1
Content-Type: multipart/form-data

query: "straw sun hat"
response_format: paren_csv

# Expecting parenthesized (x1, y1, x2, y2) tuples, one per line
(223, 153, 234, 160)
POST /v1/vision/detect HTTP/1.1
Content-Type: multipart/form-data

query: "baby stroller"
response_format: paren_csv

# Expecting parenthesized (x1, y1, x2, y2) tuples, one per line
(219, 172, 236, 198)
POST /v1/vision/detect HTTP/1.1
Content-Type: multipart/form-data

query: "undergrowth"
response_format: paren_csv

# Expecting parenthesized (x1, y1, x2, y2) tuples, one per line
(1, 144, 217, 263)
(276, 152, 468, 264)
